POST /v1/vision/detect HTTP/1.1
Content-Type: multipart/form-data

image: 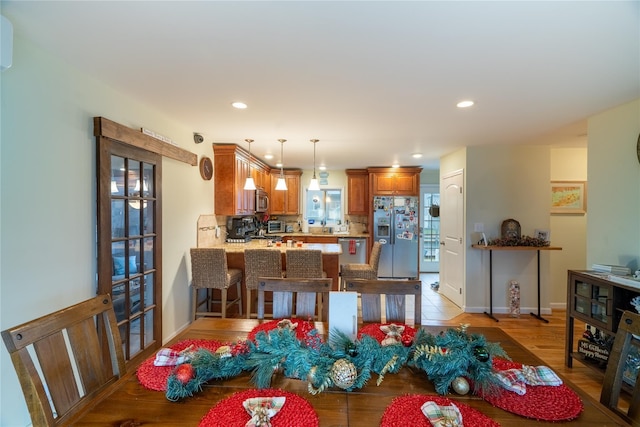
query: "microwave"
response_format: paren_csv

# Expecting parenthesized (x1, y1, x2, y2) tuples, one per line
(255, 188, 269, 213)
(267, 220, 285, 234)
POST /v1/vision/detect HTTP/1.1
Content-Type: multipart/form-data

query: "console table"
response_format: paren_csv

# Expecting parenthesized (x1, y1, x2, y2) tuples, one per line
(472, 244, 562, 322)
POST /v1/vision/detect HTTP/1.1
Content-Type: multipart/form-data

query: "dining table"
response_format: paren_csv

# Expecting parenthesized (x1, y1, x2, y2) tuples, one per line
(68, 318, 628, 426)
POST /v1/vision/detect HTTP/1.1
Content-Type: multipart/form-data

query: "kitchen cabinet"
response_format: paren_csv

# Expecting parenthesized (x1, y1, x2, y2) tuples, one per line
(269, 170, 302, 215)
(368, 167, 421, 196)
(213, 144, 270, 216)
(565, 270, 640, 376)
(346, 169, 369, 215)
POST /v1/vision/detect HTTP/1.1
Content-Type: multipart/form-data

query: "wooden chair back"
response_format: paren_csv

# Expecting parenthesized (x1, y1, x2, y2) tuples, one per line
(1, 294, 126, 426)
(601, 310, 640, 425)
(257, 277, 332, 321)
(344, 279, 422, 325)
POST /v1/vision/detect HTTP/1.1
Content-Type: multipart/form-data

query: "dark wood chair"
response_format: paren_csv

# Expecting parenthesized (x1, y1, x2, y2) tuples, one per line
(601, 310, 640, 425)
(257, 277, 332, 321)
(344, 278, 422, 325)
(190, 248, 243, 319)
(1, 294, 126, 426)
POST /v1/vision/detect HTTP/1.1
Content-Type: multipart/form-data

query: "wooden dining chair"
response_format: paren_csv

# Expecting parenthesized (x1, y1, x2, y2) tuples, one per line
(190, 248, 243, 319)
(1, 294, 126, 426)
(257, 277, 332, 321)
(340, 241, 382, 289)
(344, 278, 422, 325)
(600, 310, 640, 425)
(243, 248, 285, 319)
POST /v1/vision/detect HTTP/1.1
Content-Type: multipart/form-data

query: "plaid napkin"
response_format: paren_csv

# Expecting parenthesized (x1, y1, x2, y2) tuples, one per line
(243, 397, 286, 427)
(421, 401, 463, 426)
(493, 365, 562, 395)
(153, 345, 196, 367)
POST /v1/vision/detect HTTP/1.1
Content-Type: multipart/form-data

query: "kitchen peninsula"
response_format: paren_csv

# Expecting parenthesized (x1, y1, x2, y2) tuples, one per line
(208, 241, 342, 291)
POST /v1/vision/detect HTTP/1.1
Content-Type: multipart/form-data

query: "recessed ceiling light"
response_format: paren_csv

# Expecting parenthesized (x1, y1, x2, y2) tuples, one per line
(264, 154, 274, 160)
(319, 165, 327, 171)
(232, 102, 247, 109)
(412, 153, 423, 158)
(457, 100, 474, 108)
(392, 163, 400, 168)
(276, 162, 283, 168)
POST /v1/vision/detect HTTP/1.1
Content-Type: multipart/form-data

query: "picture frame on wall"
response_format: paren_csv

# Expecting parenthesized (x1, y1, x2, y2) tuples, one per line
(551, 181, 587, 214)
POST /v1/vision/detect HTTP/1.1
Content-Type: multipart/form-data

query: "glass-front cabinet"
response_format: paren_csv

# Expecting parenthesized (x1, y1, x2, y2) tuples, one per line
(572, 279, 611, 327)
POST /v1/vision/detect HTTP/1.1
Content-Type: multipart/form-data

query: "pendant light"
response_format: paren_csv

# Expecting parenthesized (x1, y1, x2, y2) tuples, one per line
(275, 139, 288, 191)
(308, 139, 320, 191)
(243, 138, 257, 190)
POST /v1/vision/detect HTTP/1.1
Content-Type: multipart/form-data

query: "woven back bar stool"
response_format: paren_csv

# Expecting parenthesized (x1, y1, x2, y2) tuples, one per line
(190, 248, 243, 319)
(340, 241, 382, 290)
(243, 248, 284, 319)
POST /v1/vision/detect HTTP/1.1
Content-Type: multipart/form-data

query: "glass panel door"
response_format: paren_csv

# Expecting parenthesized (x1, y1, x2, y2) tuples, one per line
(98, 137, 161, 365)
(420, 184, 440, 272)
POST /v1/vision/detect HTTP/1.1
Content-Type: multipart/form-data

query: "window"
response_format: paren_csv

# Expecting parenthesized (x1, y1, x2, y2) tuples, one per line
(306, 188, 343, 226)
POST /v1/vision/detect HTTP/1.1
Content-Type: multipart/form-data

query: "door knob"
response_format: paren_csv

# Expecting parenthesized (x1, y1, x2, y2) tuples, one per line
(440, 241, 445, 246)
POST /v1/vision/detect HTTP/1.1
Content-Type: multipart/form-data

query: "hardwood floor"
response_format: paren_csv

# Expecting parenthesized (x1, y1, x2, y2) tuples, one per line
(426, 309, 606, 404)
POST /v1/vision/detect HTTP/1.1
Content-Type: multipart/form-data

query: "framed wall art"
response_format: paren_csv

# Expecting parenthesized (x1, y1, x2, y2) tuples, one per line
(551, 181, 587, 214)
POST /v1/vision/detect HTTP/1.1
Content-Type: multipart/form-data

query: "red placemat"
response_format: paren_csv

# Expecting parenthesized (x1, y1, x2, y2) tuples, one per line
(357, 323, 417, 344)
(136, 339, 224, 391)
(381, 394, 499, 427)
(483, 358, 583, 421)
(248, 319, 321, 345)
(199, 388, 318, 427)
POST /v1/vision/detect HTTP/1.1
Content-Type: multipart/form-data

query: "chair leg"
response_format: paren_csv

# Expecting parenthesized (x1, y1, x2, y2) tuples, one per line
(192, 287, 197, 321)
(236, 280, 243, 316)
(246, 289, 252, 319)
(221, 288, 227, 318)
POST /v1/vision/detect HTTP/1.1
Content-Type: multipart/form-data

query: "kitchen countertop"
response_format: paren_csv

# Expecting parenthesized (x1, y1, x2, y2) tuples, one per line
(269, 232, 370, 238)
(214, 240, 343, 255)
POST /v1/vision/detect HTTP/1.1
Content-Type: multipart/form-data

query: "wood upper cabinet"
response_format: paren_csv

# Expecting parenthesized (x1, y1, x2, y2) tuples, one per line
(346, 169, 369, 215)
(214, 144, 270, 216)
(368, 167, 422, 196)
(269, 170, 302, 215)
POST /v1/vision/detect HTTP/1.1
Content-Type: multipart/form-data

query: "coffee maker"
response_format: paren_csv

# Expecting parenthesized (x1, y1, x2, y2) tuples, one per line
(226, 217, 255, 242)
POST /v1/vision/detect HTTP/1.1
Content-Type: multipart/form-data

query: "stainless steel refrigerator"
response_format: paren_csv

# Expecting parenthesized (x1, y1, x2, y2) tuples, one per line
(373, 195, 419, 278)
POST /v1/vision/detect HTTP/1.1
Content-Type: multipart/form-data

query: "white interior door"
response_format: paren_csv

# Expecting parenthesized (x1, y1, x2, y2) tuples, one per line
(440, 170, 464, 307)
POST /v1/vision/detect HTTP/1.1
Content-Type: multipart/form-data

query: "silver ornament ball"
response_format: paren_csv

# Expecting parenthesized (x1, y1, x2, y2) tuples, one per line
(451, 376, 470, 395)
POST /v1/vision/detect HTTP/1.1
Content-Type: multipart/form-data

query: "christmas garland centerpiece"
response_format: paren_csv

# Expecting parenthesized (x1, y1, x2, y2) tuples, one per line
(163, 320, 510, 402)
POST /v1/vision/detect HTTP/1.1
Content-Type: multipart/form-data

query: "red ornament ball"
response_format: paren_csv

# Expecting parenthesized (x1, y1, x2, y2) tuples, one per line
(174, 363, 195, 384)
(401, 335, 413, 347)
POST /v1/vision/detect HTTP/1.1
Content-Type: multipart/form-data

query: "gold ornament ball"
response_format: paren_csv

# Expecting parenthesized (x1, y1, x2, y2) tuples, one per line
(330, 358, 357, 389)
(451, 376, 470, 395)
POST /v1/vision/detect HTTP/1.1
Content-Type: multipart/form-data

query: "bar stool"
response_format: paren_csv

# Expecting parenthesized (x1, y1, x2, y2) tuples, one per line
(285, 249, 327, 278)
(340, 241, 382, 289)
(285, 249, 327, 319)
(190, 248, 243, 319)
(243, 248, 285, 319)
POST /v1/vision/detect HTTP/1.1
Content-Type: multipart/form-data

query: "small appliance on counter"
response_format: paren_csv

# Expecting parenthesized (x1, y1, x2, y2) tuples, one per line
(267, 220, 285, 234)
(227, 217, 255, 242)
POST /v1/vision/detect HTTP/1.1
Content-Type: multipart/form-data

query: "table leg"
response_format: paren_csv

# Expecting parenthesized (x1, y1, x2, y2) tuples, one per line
(484, 249, 499, 322)
(529, 250, 549, 323)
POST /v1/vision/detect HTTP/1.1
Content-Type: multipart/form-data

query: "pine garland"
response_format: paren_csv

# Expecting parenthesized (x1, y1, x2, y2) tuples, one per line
(163, 322, 509, 401)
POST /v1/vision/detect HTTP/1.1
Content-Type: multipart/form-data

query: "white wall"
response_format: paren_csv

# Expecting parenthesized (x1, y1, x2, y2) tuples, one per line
(440, 145, 554, 314)
(0, 34, 212, 426)
(586, 99, 640, 270)
(549, 147, 588, 308)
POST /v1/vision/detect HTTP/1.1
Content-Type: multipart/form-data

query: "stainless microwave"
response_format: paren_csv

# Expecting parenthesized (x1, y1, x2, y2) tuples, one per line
(267, 220, 285, 234)
(256, 188, 268, 213)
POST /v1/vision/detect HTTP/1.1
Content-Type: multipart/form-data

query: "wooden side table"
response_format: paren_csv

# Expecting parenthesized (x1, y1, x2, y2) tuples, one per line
(472, 245, 562, 322)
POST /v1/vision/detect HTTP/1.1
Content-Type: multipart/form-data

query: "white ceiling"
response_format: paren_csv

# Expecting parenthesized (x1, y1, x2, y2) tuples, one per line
(3, 1, 639, 171)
